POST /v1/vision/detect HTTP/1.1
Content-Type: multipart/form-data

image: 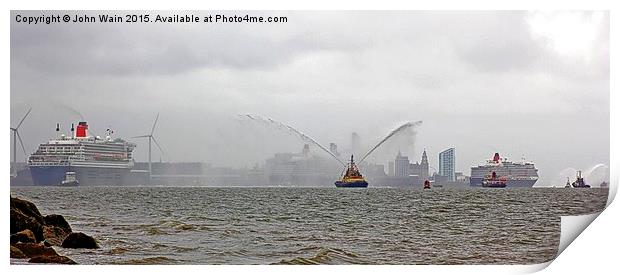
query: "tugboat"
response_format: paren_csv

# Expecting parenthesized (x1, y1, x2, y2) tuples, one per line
(335, 155, 369, 188)
(571, 171, 590, 188)
(58, 171, 79, 187)
(481, 171, 507, 188)
(423, 179, 431, 189)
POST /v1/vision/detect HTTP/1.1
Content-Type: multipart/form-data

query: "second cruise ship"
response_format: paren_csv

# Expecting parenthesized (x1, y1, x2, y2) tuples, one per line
(470, 153, 538, 188)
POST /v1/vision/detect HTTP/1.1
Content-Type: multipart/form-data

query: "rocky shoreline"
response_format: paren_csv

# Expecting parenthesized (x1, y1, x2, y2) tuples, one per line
(10, 196, 99, 264)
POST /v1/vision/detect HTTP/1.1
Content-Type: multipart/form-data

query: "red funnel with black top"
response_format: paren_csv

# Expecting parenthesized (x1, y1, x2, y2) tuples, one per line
(76, 122, 88, 138)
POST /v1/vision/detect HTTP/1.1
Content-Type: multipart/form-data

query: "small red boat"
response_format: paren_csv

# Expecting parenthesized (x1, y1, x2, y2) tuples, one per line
(423, 180, 431, 189)
(482, 171, 507, 188)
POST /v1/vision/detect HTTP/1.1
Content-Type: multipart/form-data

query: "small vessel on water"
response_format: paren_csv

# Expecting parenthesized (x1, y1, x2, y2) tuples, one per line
(59, 171, 79, 187)
(571, 171, 590, 188)
(470, 153, 538, 188)
(565, 177, 572, 188)
(423, 180, 431, 189)
(335, 155, 369, 188)
(482, 171, 507, 188)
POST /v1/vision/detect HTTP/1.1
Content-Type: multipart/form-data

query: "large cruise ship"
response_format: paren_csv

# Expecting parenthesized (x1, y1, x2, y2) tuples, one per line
(470, 153, 538, 188)
(28, 122, 136, 186)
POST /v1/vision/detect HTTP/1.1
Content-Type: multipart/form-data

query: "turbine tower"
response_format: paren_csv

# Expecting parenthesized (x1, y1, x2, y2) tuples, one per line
(132, 113, 164, 184)
(11, 108, 32, 177)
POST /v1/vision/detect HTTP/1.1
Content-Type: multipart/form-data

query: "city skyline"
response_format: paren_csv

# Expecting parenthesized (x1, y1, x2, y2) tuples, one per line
(11, 11, 609, 186)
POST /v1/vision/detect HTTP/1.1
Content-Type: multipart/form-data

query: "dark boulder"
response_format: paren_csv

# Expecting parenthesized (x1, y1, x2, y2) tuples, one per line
(61, 232, 99, 249)
(44, 214, 72, 232)
(29, 255, 77, 264)
(12, 242, 59, 258)
(10, 197, 45, 242)
(10, 229, 37, 244)
(10, 246, 28, 258)
(43, 226, 71, 246)
(42, 215, 73, 246)
(10, 197, 44, 223)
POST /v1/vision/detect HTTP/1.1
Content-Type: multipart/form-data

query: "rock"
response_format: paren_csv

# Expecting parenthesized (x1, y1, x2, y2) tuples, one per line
(43, 225, 72, 246)
(44, 214, 72, 232)
(10, 197, 79, 264)
(29, 255, 77, 264)
(61, 232, 99, 249)
(10, 246, 27, 258)
(10, 197, 44, 223)
(10, 197, 45, 242)
(10, 229, 36, 244)
(12, 242, 59, 258)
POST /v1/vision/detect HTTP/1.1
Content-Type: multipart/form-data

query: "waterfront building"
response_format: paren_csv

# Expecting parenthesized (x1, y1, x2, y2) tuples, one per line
(439, 148, 455, 181)
(395, 151, 410, 177)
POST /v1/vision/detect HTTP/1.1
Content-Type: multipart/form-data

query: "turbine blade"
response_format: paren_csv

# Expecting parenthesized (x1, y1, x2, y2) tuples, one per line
(151, 136, 165, 161)
(152, 136, 164, 155)
(131, 135, 150, 138)
(16, 131, 27, 157)
(15, 107, 32, 130)
(150, 113, 159, 135)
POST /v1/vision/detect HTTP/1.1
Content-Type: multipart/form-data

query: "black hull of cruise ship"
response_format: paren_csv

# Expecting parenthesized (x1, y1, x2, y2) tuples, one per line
(30, 166, 132, 186)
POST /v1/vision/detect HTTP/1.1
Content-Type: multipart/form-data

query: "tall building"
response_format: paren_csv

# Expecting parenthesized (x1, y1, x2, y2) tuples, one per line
(388, 161, 395, 177)
(420, 149, 429, 180)
(395, 151, 410, 177)
(438, 148, 455, 181)
(408, 149, 430, 180)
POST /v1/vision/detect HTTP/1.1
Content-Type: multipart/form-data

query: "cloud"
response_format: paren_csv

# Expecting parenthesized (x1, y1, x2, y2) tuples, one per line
(11, 11, 369, 76)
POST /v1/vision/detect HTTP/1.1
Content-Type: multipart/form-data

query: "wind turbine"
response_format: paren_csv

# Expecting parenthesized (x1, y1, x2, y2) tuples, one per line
(11, 108, 32, 177)
(132, 113, 164, 183)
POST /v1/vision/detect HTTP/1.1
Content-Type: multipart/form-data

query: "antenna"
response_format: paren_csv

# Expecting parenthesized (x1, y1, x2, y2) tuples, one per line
(131, 113, 165, 185)
(11, 107, 32, 176)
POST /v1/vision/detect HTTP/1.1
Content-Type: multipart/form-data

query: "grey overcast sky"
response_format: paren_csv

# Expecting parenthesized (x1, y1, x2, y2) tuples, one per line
(10, 11, 609, 186)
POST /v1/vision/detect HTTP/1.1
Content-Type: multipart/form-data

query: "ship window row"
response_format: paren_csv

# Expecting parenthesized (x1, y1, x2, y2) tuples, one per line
(39, 146, 82, 153)
(38, 148, 131, 155)
(81, 147, 132, 153)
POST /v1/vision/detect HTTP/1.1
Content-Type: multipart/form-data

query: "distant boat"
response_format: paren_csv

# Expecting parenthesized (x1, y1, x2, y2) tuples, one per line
(335, 155, 369, 188)
(571, 171, 590, 188)
(423, 180, 431, 189)
(482, 171, 507, 188)
(58, 171, 79, 187)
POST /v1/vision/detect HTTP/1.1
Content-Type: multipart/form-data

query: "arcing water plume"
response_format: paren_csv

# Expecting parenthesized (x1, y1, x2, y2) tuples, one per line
(584, 163, 610, 185)
(584, 163, 609, 177)
(242, 114, 346, 166)
(359, 121, 423, 164)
